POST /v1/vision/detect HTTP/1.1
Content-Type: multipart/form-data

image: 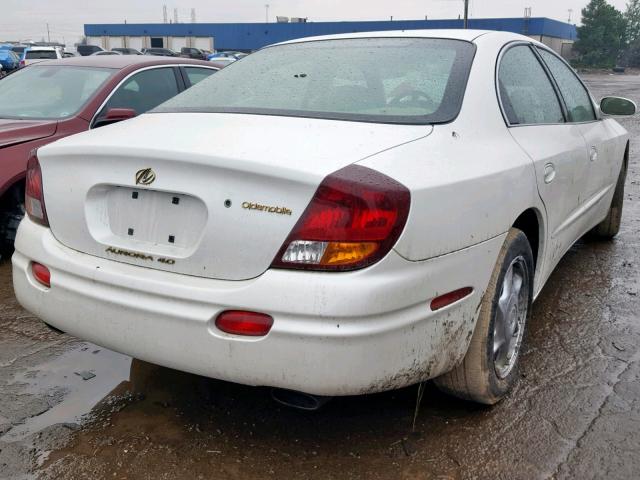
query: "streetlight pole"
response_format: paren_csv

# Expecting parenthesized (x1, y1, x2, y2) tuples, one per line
(463, 0, 469, 29)
(265, 4, 270, 23)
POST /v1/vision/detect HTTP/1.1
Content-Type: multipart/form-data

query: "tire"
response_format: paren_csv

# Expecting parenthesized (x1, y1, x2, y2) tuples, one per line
(0, 183, 25, 257)
(434, 228, 534, 405)
(588, 158, 627, 239)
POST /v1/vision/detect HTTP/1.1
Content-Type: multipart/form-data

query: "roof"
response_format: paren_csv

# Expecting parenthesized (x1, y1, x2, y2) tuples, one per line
(26, 46, 57, 51)
(36, 55, 215, 69)
(275, 29, 496, 46)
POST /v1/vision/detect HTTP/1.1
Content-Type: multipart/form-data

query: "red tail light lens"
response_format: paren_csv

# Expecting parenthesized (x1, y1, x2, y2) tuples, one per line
(215, 311, 274, 336)
(272, 165, 410, 271)
(31, 262, 51, 288)
(25, 151, 49, 227)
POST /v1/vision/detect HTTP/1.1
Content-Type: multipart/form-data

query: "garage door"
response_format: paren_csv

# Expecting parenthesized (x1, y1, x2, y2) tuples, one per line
(193, 37, 212, 51)
(128, 37, 144, 51)
(108, 37, 124, 49)
(171, 37, 188, 51)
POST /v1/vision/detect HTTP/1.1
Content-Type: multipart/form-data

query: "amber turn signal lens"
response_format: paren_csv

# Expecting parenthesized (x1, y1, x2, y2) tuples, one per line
(320, 242, 378, 266)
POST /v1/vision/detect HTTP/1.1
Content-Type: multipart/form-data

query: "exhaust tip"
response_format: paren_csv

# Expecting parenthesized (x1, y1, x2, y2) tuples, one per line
(270, 388, 331, 411)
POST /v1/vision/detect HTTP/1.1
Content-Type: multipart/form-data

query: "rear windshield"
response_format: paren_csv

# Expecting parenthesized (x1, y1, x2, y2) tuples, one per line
(155, 38, 476, 124)
(0, 66, 113, 119)
(26, 50, 57, 59)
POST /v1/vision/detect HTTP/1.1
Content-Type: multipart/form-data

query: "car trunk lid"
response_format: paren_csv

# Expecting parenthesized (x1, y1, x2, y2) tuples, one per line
(39, 113, 431, 280)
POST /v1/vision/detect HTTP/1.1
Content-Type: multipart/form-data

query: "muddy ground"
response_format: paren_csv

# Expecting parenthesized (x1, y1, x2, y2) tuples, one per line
(0, 74, 639, 480)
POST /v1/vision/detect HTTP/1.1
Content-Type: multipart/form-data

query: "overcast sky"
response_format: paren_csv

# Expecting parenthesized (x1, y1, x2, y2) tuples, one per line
(0, 0, 630, 45)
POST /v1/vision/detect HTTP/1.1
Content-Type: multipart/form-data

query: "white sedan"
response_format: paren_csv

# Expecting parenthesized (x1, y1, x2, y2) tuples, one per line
(13, 30, 635, 406)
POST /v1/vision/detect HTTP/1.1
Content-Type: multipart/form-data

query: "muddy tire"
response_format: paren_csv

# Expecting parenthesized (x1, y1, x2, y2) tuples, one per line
(434, 228, 534, 405)
(588, 160, 627, 240)
(0, 183, 25, 257)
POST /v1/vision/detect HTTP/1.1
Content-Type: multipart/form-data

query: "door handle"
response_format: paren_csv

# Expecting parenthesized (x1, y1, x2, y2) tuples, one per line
(590, 146, 598, 162)
(544, 163, 556, 184)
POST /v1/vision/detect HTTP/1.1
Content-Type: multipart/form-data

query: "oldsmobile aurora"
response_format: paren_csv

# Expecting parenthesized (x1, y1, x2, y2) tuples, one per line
(12, 30, 635, 405)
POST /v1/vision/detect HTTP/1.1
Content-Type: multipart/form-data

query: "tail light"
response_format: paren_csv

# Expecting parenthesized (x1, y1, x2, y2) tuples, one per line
(19, 59, 25, 67)
(271, 165, 410, 271)
(25, 151, 49, 227)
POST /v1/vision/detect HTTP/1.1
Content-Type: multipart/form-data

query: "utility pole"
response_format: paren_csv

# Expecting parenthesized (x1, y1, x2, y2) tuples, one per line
(567, 8, 573, 23)
(46, 23, 50, 43)
(265, 4, 270, 23)
(463, 0, 469, 29)
(174, 8, 179, 24)
(191, 8, 196, 23)
(163, 5, 168, 23)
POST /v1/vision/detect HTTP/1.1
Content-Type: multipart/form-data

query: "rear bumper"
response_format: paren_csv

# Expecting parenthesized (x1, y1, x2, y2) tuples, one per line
(13, 218, 504, 396)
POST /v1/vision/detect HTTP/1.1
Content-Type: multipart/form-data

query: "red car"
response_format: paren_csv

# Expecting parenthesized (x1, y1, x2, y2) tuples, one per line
(0, 55, 223, 253)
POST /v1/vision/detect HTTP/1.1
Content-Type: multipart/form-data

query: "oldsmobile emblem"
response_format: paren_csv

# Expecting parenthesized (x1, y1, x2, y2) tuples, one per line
(242, 202, 292, 216)
(135, 168, 156, 186)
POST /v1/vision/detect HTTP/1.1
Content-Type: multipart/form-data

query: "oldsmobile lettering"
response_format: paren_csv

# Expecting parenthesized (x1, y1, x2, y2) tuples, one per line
(242, 202, 292, 216)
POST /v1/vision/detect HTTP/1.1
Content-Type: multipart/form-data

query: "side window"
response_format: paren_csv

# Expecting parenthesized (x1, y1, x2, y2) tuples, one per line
(184, 67, 216, 87)
(537, 48, 596, 123)
(498, 45, 564, 125)
(100, 68, 179, 116)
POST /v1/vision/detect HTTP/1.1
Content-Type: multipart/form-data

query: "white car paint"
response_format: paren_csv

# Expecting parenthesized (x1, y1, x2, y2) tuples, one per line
(12, 30, 629, 396)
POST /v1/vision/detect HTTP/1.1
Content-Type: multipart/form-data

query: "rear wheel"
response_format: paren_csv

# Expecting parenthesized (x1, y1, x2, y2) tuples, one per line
(0, 183, 25, 257)
(588, 159, 627, 239)
(434, 228, 534, 404)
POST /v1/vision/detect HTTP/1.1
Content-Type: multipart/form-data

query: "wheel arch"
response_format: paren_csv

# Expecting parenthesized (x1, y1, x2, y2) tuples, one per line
(512, 207, 544, 276)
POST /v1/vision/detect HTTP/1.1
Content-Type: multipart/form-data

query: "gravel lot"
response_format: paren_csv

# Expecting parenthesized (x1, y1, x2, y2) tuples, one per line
(0, 73, 639, 480)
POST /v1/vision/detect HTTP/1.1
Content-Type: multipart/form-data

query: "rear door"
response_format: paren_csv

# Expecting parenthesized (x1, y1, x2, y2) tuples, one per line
(536, 47, 622, 214)
(181, 66, 218, 87)
(497, 43, 590, 267)
(92, 67, 182, 127)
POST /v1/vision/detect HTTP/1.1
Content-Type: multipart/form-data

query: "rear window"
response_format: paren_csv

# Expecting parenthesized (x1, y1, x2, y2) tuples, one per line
(156, 38, 476, 124)
(26, 50, 57, 59)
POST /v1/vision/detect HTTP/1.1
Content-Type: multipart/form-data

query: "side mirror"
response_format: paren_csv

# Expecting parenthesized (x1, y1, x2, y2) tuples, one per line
(93, 107, 137, 128)
(600, 96, 636, 116)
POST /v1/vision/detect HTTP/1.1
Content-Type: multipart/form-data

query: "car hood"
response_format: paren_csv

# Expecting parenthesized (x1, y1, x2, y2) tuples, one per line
(0, 119, 58, 149)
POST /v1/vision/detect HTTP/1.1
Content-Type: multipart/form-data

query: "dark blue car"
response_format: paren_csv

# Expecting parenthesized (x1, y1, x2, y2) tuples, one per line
(0, 50, 20, 72)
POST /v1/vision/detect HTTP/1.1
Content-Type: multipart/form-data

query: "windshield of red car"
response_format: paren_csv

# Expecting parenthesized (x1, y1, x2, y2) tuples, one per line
(0, 65, 114, 120)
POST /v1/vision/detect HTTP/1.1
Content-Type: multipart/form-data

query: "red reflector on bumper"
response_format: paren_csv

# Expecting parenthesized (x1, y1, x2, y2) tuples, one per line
(215, 311, 274, 336)
(430, 287, 473, 311)
(31, 262, 51, 288)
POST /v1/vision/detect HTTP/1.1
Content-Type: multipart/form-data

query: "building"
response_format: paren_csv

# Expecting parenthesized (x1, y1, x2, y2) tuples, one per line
(85, 17, 576, 57)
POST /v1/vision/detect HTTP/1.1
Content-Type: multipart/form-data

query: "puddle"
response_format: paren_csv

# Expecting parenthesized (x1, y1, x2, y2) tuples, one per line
(1, 344, 132, 442)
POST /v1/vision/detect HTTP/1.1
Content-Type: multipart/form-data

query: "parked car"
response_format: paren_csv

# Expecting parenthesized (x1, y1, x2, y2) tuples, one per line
(112, 48, 142, 55)
(0, 50, 20, 72)
(76, 45, 103, 56)
(207, 57, 235, 67)
(180, 47, 207, 60)
(0, 56, 221, 252)
(144, 48, 179, 57)
(91, 51, 121, 56)
(9, 45, 27, 58)
(11, 31, 635, 408)
(207, 51, 247, 61)
(21, 47, 62, 66)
